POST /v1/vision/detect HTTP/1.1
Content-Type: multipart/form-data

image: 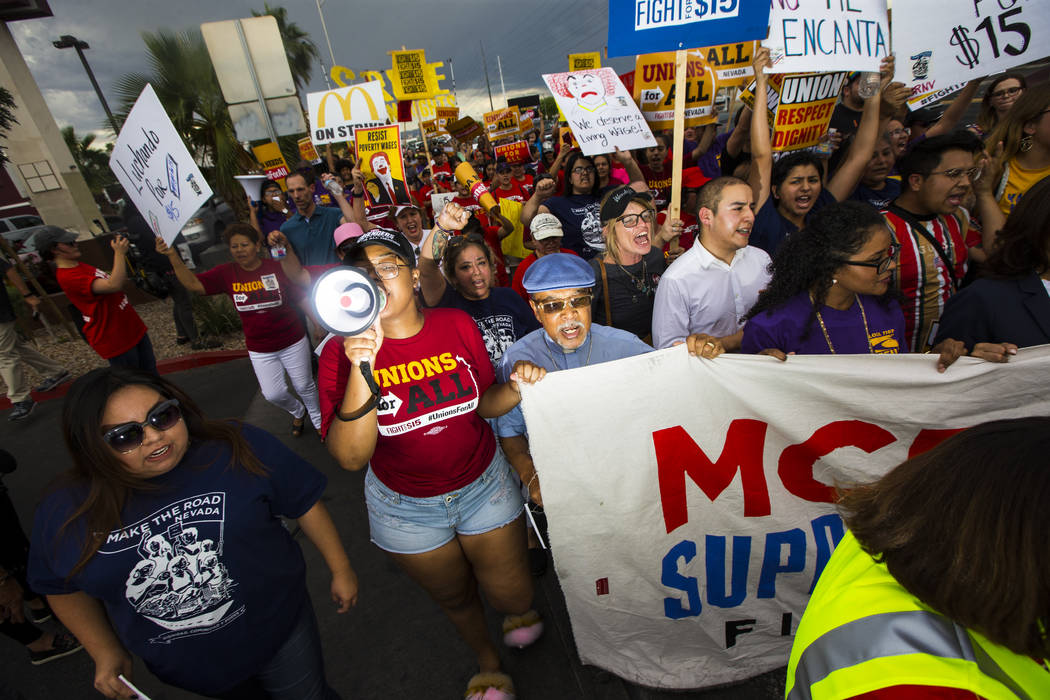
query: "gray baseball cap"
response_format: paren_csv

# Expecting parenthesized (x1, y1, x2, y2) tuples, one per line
(28, 226, 78, 254)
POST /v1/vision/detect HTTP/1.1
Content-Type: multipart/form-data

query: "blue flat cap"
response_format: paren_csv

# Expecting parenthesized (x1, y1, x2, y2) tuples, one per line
(522, 253, 595, 294)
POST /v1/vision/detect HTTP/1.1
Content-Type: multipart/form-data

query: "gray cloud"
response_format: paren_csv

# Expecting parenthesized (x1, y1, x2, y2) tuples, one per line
(9, 0, 634, 141)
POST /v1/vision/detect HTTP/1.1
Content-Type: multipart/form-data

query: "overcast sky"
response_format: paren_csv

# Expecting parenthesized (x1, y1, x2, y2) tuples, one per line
(9, 0, 634, 143)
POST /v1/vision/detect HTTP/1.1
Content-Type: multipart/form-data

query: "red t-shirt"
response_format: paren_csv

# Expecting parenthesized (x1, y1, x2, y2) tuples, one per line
(639, 163, 674, 211)
(197, 259, 305, 353)
(450, 196, 510, 286)
(492, 181, 529, 204)
(317, 307, 497, 497)
(657, 211, 699, 253)
(56, 263, 147, 359)
(510, 249, 578, 301)
(431, 162, 452, 177)
(512, 174, 534, 196)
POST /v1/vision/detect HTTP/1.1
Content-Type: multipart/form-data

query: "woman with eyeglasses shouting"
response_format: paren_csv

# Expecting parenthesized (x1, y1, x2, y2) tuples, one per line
(159, 223, 322, 439)
(420, 202, 539, 364)
(742, 201, 976, 370)
(27, 367, 356, 700)
(318, 227, 547, 700)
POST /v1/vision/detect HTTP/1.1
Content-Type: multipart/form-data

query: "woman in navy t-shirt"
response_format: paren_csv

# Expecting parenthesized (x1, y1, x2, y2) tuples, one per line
(28, 368, 356, 699)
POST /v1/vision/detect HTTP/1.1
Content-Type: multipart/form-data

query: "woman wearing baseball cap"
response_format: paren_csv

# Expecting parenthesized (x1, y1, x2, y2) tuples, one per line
(318, 227, 547, 700)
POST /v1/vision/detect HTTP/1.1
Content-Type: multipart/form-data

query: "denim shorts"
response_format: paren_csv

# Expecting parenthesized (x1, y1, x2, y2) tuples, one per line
(364, 449, 524, 555)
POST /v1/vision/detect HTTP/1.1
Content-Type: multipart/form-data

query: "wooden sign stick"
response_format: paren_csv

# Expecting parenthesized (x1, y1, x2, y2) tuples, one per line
(668, 49, 688, 224)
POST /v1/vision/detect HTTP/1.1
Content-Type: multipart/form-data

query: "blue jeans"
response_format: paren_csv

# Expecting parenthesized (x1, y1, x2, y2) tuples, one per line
(108, 334, 157, 374)
(215, 599, 340, 700)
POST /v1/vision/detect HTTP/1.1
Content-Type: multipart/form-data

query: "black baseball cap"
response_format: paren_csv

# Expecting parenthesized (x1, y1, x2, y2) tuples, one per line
(599, 185, 653, 224)
(348, 227, 417, 268)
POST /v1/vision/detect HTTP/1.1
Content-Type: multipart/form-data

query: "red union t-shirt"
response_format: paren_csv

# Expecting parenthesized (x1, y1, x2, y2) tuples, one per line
(317, 307, 497, 497)
(56, 263, 147, 359)
(196, 259, 305, 353)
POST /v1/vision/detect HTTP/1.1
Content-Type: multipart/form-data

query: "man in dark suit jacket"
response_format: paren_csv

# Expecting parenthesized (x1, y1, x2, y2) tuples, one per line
(935, 273, 1050, 350)
(364, 152, 410, 206)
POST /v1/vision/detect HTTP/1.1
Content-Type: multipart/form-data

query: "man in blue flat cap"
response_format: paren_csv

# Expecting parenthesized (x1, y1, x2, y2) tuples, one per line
(495, 253, 720, 574)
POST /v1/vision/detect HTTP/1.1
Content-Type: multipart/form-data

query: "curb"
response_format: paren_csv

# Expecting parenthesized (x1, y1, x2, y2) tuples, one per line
(0, 349, 249, 411)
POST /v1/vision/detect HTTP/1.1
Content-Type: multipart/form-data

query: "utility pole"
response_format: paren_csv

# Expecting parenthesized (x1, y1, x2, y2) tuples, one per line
(497, 55, 507, 107)
(446, 56, 457, 103)
(316, 0, 336, 71)
(52, 35, 119, 134)
(480, 41, 493, 111)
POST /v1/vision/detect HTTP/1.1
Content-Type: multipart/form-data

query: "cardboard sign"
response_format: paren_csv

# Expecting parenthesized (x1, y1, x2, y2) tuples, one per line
(421, 119, 439, 137)
(739, 73, 786, 127)
(520, 345, 1050, 689)
(484, 106, 521, 140)
(770, 72, 846, 151)
(517, 116, 536, 136)
(354, 125, 410, 207)
(306, 81, 388, 144)
(447, 117, 483, 142)
(893, 0, 1050, 109)
(494, 141, 531, 164)
(569, 51, 602, 71)
(544, 68, 657, 156)
(435, 106, 459, 132)
(607, 0, 770, 58)
(109, 84, 213, 245)
(764, 0, 890, 74)
(387, 49, 436, 100)
(507, 94, 542, 122)
(558, 125, 581, 151)
(698, 41, 758, 88)
(633, 51, 718, 130)
(297, 136, 321, 165)
(251, 142, 290, 189)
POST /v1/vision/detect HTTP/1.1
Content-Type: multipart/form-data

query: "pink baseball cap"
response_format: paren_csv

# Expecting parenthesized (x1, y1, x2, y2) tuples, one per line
(333, 222, 364, 248)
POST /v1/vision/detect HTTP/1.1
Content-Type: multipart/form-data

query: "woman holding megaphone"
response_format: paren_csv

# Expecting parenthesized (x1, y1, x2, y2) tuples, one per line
(317, 227, 547, 700)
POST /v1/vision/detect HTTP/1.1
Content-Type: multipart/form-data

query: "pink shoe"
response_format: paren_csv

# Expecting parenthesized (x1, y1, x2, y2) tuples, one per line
(464, 671, 515, 700)
(501, 609, 544, 648)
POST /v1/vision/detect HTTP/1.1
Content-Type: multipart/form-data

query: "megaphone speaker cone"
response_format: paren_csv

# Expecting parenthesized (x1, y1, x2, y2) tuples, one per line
(311, 266, 385, 336)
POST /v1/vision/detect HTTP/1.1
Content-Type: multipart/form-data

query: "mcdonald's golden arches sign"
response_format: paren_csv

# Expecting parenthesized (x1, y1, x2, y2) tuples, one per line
(306, 80, 388, 145)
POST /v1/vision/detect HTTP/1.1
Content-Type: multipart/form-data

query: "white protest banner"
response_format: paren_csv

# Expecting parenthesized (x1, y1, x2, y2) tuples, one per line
(542, 68, 656, 156)
(109, 84, 212, 245)
(307, 80, 388, 145)
(763, 0, 889, 74)
(519, 346, 1050, 689)
(894, 0, 1050, 110)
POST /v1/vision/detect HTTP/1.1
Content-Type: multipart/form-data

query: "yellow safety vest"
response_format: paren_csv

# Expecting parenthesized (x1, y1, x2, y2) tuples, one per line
(786, 531, 1050, 700)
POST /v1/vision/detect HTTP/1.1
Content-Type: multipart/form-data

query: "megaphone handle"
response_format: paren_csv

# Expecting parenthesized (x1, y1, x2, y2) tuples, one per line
(359, 361, 381, 398)
(334, 360, 382, 423)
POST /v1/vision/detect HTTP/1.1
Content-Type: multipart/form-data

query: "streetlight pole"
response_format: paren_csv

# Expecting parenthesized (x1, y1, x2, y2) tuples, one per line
(52, 35, 120, 134)
(315, 0, 337, 73)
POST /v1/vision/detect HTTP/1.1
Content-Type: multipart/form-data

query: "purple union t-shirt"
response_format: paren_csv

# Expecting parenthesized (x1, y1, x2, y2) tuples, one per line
(742, 291, 906, 355)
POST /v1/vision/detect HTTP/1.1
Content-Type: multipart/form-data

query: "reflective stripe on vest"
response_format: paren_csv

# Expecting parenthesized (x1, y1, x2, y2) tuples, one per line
(787, 609, 1031, 700)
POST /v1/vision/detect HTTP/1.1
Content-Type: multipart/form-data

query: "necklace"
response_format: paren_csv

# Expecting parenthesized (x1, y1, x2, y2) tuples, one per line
(543, 332, 594, 371)
(814, 295, 872, 354)
(614, 257, 651, 298)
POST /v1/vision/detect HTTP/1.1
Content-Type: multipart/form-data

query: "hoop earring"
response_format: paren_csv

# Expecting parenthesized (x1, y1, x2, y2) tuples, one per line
(1020, 135, 1033, 153)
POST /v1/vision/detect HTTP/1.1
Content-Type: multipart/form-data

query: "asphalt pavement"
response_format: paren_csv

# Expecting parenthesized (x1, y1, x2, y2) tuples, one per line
(0, 358, 784, 699)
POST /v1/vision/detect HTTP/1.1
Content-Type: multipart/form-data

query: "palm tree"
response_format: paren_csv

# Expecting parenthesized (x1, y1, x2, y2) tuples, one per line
(0, 87, 18, 166)
(251, 4, 319, 94)
(61, 125, 115, 194)
(113, 29, 255, 217)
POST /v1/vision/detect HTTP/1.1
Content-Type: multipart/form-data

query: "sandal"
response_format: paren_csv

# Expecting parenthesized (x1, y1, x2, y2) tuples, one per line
(291, 417, 305, 437)
(502, 609, 543, 648)
(464, 671, 515, 700)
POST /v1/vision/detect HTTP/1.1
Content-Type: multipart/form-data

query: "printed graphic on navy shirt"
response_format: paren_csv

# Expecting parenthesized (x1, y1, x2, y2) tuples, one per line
(230, 273, 282, 312)
(99, 491, 242, 644)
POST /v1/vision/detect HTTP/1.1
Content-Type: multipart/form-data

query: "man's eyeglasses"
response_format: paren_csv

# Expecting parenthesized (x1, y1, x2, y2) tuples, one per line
(533, 294, 592, 315)
(841, 243, 900, 275)
(990, 86, 1022, 100)
(571, 166, 595, 175)
(103, 399, 182, 453)
(616, 209, 656, 228)
(928, 167, 981, 182)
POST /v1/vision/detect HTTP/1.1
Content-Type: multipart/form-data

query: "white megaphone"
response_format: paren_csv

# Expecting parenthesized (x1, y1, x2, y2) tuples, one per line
(234, 175, 271, 203)
(311, 265, 387, 337)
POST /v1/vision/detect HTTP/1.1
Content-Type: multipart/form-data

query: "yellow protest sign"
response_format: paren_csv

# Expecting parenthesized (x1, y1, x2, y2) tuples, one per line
(354, 125, 410, 206)
(496, 197, 530, 259)
(518, 116, 535, 136)
(251, 142, 289, 189)
(435, 106, 459, 132)
(421, 119, 439, 137)
(297, 136, 321, 164)
(568, 51, 601, 71)
(738, 73, 784, 127)
(388, 49, 436, 101)
(633, 51, 717, 131)
(698, 42, 757, 89)
(484, 106, 520, 140)
(738, 72, 844, 152)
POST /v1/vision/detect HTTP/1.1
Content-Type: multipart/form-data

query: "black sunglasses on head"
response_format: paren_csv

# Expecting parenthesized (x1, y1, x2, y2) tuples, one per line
(103, 399, 182, 453)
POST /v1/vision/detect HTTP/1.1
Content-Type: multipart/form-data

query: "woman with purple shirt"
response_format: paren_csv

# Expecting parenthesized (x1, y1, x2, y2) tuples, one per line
(742, 201, 972, 371)
(248, 179, 292, 238)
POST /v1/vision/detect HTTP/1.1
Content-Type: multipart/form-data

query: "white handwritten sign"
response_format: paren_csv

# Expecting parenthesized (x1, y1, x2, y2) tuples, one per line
(893, 0, 1050, 110)
(109, 84, 212, 245)
(764, 0, 889, 74)
(541, 68, 656, 156)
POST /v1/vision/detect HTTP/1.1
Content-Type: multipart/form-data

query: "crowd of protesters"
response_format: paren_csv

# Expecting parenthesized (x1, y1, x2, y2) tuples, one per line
(2, 43, 1048, 700)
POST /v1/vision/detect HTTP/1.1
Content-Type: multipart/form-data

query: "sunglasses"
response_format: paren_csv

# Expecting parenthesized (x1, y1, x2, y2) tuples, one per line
(533, 294, 592, 314)
(103, 399, 182, 453)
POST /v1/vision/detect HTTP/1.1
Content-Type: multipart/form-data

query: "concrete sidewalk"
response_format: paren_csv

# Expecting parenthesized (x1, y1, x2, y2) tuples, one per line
(0, 359, 784, 699)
